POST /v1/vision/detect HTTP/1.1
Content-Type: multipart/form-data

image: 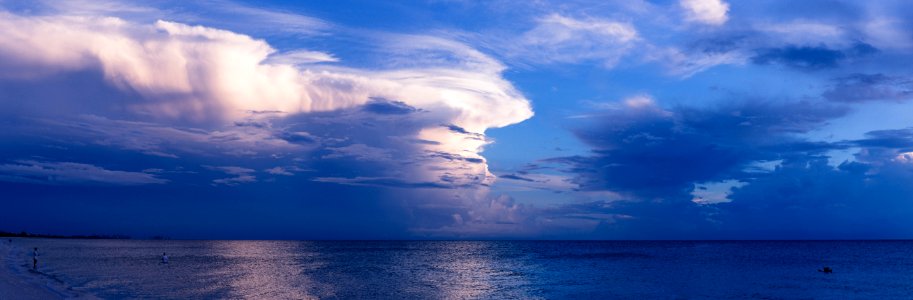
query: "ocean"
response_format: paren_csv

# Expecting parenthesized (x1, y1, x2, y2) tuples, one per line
(3, 239, 913, 299)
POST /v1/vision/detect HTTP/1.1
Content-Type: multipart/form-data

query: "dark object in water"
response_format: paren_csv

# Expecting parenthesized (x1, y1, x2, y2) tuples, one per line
(32, 247, 39, 270)
(818, 266, 833, 273)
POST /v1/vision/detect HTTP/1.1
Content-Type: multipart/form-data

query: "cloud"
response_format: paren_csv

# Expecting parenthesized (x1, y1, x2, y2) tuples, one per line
(503, 14, 639, 68)
(0, 13, 326, 121)
(378, 33, 506, 73)
(751, 42, 878, 70)
(0, 160, 167, 185)
(754, 21, 847, 46)
(31, 0, 162, 18)
(0, 2, 535, 238)
(361, 98, 419, 115)
(496, 172, 578, 192)
(553, 96, 847, 200)
(690, 179, 745, 204)
(823, 73, 913, 103)
(265, 167, 294, 176)
(412, 194, 542, 238)
(197, 0, 331, 36)
(205, 165, 257, 185)
(541, 92, 913, 238)
(648, 2, 909, 76)
(680, 0, 730, 25)
(311, 177, 455, 189)
(322, 144, 394, 161)
(275, 106, 497, 189)
(31, 0, 331, 37)
(205, 165, 255, 175)
(646, 45, 746, 78)
(0, 10, 532, 133)
(862, 17, 913, 50)
(852, 128, 913, 150)
(0, 6, 533, 198)
(21, 114, 304, 159)
(714, 155, 913, 239)
(7, 0, 913, 239)
(265, 50, 339, 65)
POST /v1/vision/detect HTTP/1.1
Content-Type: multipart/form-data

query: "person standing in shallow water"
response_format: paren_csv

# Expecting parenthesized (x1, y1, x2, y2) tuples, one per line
(32, 247, 38, 270)
(162, 252, 168, 264)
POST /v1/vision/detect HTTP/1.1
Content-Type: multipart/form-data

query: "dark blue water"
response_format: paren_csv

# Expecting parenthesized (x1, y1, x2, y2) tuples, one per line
(5, 239, 913, 299)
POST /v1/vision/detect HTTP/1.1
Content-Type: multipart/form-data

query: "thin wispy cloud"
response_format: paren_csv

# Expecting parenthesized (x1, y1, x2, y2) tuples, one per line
(0, 160, 167, 185)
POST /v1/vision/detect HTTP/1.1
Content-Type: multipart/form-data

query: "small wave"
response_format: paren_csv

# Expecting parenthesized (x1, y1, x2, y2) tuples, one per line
(542, 252, 653, 260)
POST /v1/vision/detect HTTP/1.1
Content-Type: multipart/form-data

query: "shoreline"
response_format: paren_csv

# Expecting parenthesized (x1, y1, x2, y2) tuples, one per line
(0, 239, 97, 299)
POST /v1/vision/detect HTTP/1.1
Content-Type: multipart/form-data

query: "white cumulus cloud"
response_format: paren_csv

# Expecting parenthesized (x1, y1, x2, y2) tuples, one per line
(0, 11, 532, 134)
(680, 0, 730, 25)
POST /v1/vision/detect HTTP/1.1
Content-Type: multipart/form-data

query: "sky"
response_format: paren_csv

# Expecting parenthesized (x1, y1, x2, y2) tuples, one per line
(2, 0, 913, 239)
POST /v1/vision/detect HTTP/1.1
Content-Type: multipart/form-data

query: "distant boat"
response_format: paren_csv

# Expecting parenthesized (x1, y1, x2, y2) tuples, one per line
(818, 266, 833, 273)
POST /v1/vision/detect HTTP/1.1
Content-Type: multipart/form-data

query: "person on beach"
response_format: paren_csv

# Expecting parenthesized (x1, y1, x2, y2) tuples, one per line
(32, 247, 38, 270)
(162, 252, 168, 264)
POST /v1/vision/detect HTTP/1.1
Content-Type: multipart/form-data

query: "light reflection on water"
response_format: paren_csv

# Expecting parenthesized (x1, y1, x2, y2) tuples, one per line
(9, 239, 544, 299)
(208, 240, 326, 299)
(432, 242, 496, 299)
(420, 241, 537, 299)
(8, 239, 913, 299)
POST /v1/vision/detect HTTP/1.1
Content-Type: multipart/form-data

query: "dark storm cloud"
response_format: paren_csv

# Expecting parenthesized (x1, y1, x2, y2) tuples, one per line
(554, 100, 847, 199)
(546, 97, 913, 238)
(0, 71, 504, 235)
(751, 42, 877, 70)
(0, 110, 434, 239)
(272, 105, 493, 189)
(716, 156, 913, 239)
(0, 101, 490, 238)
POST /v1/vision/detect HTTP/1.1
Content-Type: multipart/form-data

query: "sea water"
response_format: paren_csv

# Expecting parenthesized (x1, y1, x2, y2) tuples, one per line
(4, 239, 913, 299)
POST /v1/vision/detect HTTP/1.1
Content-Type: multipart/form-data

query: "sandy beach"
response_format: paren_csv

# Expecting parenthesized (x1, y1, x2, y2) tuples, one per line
(0, 240, 79, 300)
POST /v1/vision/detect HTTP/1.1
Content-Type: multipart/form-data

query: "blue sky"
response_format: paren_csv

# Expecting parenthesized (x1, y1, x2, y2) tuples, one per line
(2, 0, 913, 239)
